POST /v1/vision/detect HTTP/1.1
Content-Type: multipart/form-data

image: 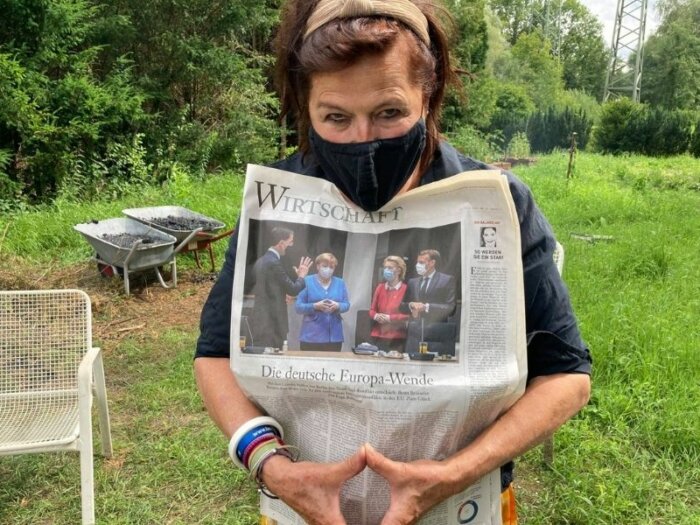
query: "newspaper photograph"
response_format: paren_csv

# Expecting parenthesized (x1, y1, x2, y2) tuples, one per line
(230, 164, 528, 525)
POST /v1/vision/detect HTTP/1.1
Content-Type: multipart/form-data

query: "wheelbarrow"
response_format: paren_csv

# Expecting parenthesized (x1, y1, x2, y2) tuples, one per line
(74, 218, 201, 295)
(122, 206, 233, 271)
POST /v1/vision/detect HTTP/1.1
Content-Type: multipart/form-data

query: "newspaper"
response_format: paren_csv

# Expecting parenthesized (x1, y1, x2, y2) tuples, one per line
(230, 164, 528, 525)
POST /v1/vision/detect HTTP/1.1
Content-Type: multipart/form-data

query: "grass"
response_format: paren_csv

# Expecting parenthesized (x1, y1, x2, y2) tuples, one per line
(1, 152, 699, 523)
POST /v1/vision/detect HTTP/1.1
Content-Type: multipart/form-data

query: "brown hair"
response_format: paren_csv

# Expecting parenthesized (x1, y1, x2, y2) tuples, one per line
(274, 0, 458, 177)
(419, 249, 441, 266)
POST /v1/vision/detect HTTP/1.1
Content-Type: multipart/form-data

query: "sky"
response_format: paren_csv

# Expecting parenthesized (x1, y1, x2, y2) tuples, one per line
(580, 0, 661, 46)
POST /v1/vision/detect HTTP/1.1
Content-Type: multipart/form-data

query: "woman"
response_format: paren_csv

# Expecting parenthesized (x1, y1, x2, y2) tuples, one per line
(295, 253, 350, 352)
(195, 1, 591, 523)
(481, 226, 498, 248)
(368, 256, 409, 352)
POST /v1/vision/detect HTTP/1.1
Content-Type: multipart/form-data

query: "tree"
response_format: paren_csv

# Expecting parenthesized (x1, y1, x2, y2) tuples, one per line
(641, 0, 700, 110)
(502, 31, 564, 110)
(488, 0, 608, 97)
(557, 0, 608, 97)
(0, 0, 147, 203)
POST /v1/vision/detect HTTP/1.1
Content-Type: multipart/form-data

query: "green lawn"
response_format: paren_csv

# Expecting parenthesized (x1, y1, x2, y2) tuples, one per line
(1, 152, 699, 524)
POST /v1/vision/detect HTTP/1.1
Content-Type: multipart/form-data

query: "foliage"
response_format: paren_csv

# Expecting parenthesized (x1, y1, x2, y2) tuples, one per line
(641, 0, 700, 110)
(501, 31, 564, 110)
(489, 0, 608, 98)
(0, 0, 281, 205)
(527, 106, 593, 153)
(445, 126, 500, 162)
(0, 0, 149, 203)
(487, 82, 534, 148)
(444, 0, 489, 73)
(596, 99, 695, 156)
(505, 131, 531, 158)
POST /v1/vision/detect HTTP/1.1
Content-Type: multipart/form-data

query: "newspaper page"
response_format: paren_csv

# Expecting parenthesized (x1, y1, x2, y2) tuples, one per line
(230, 164, 527, 525)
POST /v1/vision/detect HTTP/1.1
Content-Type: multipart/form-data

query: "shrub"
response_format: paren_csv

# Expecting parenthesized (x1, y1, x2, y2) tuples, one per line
(527, 107, 594, 153)
(506, 132, 531, 158)
(595, 99, 644, 154)
(596, 101, 695, 156)
(447, 126, 500, 162)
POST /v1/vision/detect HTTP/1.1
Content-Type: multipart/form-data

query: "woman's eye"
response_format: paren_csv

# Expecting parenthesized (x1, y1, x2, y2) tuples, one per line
(378, 108, 402, 119)
(325, 113, 347, 123)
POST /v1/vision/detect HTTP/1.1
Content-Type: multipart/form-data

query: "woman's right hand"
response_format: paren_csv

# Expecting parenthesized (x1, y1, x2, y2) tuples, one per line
(261, 448, 367, 525)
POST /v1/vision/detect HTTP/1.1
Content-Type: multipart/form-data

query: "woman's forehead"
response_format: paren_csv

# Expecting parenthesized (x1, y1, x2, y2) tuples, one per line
(309, 40, 421, 104)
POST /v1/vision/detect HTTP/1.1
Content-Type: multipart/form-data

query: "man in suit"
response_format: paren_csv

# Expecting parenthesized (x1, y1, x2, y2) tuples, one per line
(250, 227, 312, 348)
(401, 249, 456, 323)
(400, 249, 457, 355)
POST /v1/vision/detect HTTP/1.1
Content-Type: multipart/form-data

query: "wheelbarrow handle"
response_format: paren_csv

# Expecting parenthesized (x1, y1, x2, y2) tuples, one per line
(174, 228, 203, 255)
(195, 228, 235, 243)
(124, 239, 144, 267)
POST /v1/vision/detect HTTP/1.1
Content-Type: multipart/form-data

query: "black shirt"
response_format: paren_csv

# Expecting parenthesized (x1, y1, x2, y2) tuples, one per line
(194, 141, 591, 488)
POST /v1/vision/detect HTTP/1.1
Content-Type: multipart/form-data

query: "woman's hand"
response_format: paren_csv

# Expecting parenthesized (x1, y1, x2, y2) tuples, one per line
(313, 300, 328, 311)
(365, 444, 460, 525)
(374, 313, 391, 324)
(261, 448, 367, 525)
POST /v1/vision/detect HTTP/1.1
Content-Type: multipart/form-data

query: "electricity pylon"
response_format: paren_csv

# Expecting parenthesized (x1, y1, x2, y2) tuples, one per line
(603, 0, 649, 102)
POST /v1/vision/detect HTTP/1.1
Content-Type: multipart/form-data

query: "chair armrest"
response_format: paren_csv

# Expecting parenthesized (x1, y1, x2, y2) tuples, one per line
(78, 347, 101, 398)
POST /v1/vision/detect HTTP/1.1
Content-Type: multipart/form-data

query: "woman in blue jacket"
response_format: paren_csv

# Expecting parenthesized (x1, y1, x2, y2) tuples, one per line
(295, 252, 350, 351)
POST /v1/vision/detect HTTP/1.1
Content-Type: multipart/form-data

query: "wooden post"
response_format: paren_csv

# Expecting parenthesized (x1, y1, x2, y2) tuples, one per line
(566, 132, 578, 180)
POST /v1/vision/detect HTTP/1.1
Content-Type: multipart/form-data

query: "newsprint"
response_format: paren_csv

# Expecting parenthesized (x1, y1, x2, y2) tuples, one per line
(230, 164, 528, 525)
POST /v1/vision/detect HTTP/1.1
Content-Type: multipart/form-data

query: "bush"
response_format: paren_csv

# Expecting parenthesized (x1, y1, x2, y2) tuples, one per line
(596, 100, 695, 156)
(447, 126, 500, 162)
(506, 132, 531, 158)
(595, 99, 644, 154)
(527, 107, 594, 154)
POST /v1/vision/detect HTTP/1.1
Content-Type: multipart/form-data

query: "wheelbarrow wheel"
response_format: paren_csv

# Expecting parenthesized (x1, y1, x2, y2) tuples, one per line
(96, 254, 124, 277)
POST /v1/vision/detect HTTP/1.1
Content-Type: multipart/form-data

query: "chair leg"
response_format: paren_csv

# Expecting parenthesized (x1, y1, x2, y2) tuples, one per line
(93, 351, 113, 458)
(79, 377, 96, 524)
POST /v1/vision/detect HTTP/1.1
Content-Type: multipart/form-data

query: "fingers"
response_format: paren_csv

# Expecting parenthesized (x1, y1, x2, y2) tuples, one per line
(336, 446, 367, 480)
(365, 443, 399, 481)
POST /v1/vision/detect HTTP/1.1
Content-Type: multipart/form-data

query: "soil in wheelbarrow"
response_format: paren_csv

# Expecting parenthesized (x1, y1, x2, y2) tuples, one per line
(148, 216, 220, 232)
(101, 233, 162, 248)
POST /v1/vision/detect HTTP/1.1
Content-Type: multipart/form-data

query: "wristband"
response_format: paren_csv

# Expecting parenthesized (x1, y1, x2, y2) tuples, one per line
(228, 416, 284, 469)
(252, 444, 300, 499)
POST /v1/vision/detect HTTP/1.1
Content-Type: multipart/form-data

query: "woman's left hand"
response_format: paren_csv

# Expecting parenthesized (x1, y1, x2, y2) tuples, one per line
(365, 444, 460, 525)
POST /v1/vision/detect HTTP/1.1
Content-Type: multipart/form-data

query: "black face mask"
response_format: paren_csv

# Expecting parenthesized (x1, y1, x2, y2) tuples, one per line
(309, 119, 427, 211)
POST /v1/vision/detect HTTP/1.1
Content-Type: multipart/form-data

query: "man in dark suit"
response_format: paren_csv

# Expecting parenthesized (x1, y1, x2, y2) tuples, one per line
(401, 249, 456, 323)
(400, 249, 457, 355)
(250, 227, 312, 348)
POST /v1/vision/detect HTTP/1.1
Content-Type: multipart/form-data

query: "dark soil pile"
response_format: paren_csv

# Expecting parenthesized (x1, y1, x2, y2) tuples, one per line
(148, 216, 219, 232)
(101, 233, 162, 248)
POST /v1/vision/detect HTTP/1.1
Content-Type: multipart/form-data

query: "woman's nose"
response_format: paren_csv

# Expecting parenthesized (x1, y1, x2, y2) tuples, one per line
(349, 119, 375, 143)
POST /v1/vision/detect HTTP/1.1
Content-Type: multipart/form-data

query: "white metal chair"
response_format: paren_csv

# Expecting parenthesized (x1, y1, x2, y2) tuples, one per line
(0, 289, 112, 524)
(542, 242, 565, 465)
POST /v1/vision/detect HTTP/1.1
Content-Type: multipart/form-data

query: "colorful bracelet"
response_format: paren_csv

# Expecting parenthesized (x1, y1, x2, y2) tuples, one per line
(228, 416, 284, 469)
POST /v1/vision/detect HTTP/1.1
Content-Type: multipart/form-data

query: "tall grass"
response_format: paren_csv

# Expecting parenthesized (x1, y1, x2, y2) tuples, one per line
(515, 152, 700, 524)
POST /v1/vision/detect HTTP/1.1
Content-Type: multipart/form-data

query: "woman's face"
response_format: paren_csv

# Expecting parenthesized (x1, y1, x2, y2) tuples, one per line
(483, 228, 496, 244)
(308, 37, 425, 144)
(317, 260, 337, 272)
(383, 261, 399, 279)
